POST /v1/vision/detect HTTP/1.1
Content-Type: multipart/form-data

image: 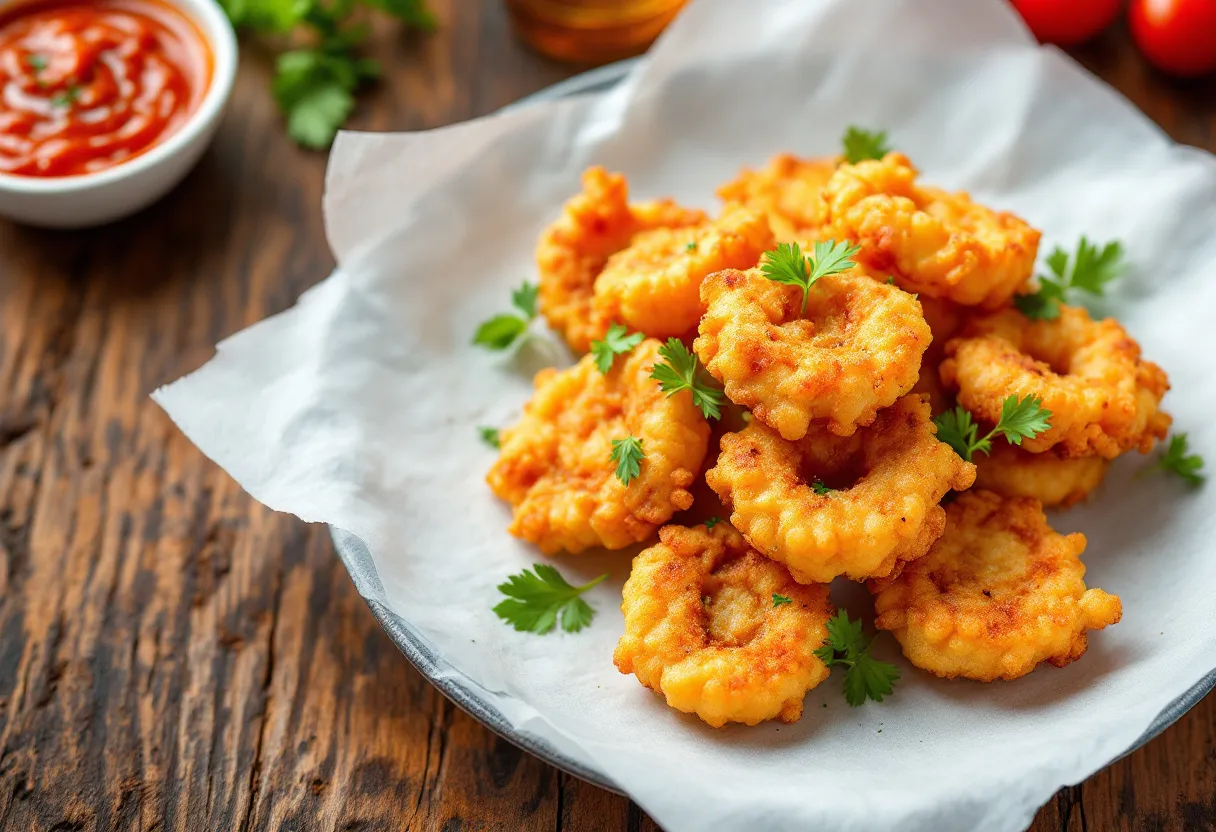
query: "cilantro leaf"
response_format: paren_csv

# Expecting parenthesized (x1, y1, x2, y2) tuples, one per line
(815, 610, 901, 707)
(650, 338, 725, 420)
(772, 593, 792, 607)
(1145, 433, 1205, 486)
(512, 281, 539, 318)
(590, 324, 644, 374)
(760, 240, 860, 316)
(473, 282, 539, 351)
(1016, 237, 1124, 320)
(811, 479, 832, 495)
(704, 516, 721, 529)
(933, 395, 1051, 462)
(842, 126, 891, 164)
(493, 565, 607, 634)
(610, 436, 645, 485)
(478, 426, 500, 449)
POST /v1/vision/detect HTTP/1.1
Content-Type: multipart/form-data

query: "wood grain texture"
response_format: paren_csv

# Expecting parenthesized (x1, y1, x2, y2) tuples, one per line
(0, 6, 1212, 831)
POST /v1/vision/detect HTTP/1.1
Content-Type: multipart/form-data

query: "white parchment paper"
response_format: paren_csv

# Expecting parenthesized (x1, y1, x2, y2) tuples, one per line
(155, 0, 1216, 829)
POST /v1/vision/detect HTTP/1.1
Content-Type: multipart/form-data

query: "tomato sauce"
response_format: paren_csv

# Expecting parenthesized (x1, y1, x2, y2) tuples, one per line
(0, 0, 211, 177)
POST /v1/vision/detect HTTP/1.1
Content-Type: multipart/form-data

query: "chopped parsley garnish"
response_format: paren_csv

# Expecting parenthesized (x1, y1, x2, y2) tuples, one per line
(760, 240, 861, 316)
(473, 281, 539, 351)
(1015, 237, 1124, 320)
(814, 610, 900, 706)
(493, 565, 607, 634)
(590, 324, 644, 374)
(650, 338, 725, 420)
(610, 436, 645, 485)
(842, 126, 891, 163)
(933, 395, 1052, 462)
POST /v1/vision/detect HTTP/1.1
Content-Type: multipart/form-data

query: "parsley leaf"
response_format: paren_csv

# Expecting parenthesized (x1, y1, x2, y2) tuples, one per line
(512, 282, 539, 318)
(610, 436, 645, 485)
(685, 241, 698, 251)
(590, 324, 644, 374)
(1015, 237, 1124, 320)
(760, 240, 861, 316)
(814, 610, 900, 706)
(811, 479, 832, 495)
(842, 126, 891, 163)
(772, 593, 792, 607)
(50, 85, 81, 108)
(650, 338, 725, 420)
(221, 0, 434, 148)
(704, 516, 721, 529)
(478, 426, 500, 449)
(473, 281, 539, 351)
(933, 395, 1052, 462)
(1145, 433, 1205, 486)
(493, 565, 607, 634)
(26, 54, 47, 73)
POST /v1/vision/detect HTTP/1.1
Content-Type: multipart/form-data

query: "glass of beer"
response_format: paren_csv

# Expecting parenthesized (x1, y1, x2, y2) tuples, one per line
(506, 0, 689, 64)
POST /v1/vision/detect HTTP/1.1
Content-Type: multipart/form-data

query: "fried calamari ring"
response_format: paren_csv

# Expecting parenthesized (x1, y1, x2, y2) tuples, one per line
(592, 205, 774, 339)
(871, 490, 1122, 681)
(973, 443, 1109, 509)
(487, 339, 710, 554)
(695, 265, 930, 439)
(716, 153, 837, 241)
(941, 305, 1171, 458)
(613, 523, 832, 727)
(911, 297, 965, 415)
(536, 167, 706, 352)
(822, 153, 1040, 308)
(706, 395, 976, 583)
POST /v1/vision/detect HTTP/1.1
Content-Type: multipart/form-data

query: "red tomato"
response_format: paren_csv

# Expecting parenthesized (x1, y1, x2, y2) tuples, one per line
(1010, 0, 1123, 45)
(1129, 0, 1216, 77)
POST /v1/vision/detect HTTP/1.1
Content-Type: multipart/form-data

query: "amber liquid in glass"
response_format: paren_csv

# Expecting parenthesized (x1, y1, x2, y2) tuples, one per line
(506, 0, 689, 64)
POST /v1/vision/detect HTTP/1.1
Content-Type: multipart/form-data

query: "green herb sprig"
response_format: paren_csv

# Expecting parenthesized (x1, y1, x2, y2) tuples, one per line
(814, 610, 900, 707)
(493, 565, 607, 634)
(933, 395, 1052, 462)
(1015, 237, 1124, 321)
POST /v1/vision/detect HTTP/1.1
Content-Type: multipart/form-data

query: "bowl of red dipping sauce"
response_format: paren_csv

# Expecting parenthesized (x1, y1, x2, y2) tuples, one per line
(0, 0, 236, 227)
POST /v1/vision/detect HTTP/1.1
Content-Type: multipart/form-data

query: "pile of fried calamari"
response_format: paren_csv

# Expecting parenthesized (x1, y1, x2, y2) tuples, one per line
(484, 145, 1175, 728)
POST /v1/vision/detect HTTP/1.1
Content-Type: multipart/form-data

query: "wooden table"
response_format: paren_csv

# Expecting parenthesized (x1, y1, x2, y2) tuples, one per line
(1, 3, 1213, 830)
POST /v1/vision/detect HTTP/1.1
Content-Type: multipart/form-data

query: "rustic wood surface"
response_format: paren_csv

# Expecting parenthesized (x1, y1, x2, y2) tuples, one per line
(0, 3, 1213, 830)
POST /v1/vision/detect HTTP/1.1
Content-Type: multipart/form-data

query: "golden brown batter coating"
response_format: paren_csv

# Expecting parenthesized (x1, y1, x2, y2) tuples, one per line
(871, 490, 1122, 681)
(536, 167, 706, 352)
(614, 524, 833, 727)
(592, 205, 774, 340)
(974, 444, 1109, 509)
(706, 395, 976, 583)
(822, 153, 1040, 308)
(694, 265, 931, 439)
(941, 305, 1171, 458)
(487, 339, 711, 554)
(716, 153, 838, 241)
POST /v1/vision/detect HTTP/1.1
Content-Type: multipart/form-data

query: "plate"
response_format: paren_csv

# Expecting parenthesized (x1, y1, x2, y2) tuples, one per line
(328, 56, 1216, 799)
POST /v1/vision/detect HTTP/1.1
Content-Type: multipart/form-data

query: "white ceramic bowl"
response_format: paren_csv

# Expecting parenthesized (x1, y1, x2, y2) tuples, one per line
(0, 0, 238, 228)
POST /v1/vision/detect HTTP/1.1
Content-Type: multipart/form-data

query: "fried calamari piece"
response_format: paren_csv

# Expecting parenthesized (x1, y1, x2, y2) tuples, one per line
(487, 339, 711, 554)
(911, 297, 965, 415)
(706, 395, 976, 583)
(941, 304, 1171, 458)
(822, 153, 1040, 308)
(536, 167, 706, 352)
(613, 523, 832, 727)
(716, 153, 838, 241)
(871, 490, 1122, 681)
(592, 205, 774, 339)
(974, 443, 1109, 509)
(695, 265, 930, 439)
